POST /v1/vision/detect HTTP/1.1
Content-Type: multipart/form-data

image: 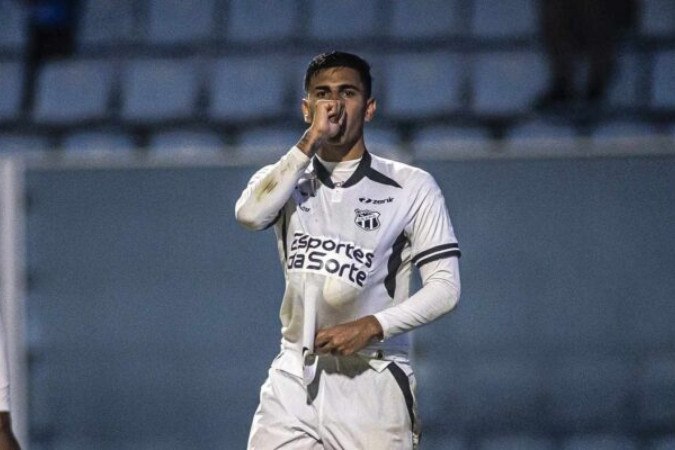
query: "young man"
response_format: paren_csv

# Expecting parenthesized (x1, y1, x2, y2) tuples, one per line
(236, 51, 461, 449)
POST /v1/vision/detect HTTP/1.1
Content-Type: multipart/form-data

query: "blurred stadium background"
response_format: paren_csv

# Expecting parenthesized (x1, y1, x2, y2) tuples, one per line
(1, 0, 674, 449)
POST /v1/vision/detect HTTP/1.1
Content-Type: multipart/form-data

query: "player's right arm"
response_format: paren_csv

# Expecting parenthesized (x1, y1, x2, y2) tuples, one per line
(235, 100, 344, 230)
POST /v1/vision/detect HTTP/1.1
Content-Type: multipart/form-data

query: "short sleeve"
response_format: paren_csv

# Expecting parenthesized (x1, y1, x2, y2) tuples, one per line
(409, 174, 461, 269)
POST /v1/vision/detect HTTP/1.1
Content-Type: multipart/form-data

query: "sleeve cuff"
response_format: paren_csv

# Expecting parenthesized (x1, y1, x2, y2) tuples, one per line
(288, 146, 311, 166)
(372, 312, 393, 340)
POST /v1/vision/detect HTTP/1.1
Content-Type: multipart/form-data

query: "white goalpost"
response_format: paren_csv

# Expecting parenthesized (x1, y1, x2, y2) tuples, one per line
(0, 158, 29, 449)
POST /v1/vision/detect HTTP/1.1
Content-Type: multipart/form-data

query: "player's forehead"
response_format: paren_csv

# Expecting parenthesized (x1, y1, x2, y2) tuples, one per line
(307, 67, 364, 91)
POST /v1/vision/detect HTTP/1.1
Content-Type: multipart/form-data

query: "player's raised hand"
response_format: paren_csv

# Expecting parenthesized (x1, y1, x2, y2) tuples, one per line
(296, 99, 345, 156)
(314, 315, 383, 356)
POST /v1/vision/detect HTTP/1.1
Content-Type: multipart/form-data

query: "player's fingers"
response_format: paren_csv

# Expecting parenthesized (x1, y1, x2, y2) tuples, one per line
(314, 331, 332, 351)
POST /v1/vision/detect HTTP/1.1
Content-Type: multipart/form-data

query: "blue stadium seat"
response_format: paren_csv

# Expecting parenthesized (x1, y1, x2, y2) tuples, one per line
(389, 0, 464, 39)
(504, 119, 579, 157)
(478, 435, 555, 450)
(34, 60, 113, 124)
(236, 126, 303, 164)
(0, 0, 26, 51)
(651, 51, 675, 109)
(147, 0, 216, 44)
(607, 51, 642, 108)
(561, 435, 638, 450)
(641, 0, 675, 37)
(122, 58, 200, 123)
(0, 134, 49, 159)
(545, 356, 632, 429)
(471, 0, 538, 38)
(79, 0, 136, 48)
(148, 129, 224, 161)
(62, 131, 135, 161)
(209, 56, 290, 122)
(638, 354, 675, 428)
(308, 0, 379, 40)
(364, 126, 407, 162)
(225, 0, 297, 43)
(472, 51, 548, 115)
(384, 52, 463, 119)
(412, 125, 493, 160)
(0, 62, 22, 121)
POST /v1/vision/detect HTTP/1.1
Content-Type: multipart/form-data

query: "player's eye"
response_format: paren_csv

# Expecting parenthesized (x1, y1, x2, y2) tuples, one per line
(341, 89, 356, 98)
(315, 90, 328, 98)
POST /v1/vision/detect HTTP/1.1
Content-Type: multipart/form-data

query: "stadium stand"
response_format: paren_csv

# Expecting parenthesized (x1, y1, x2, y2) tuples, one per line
(61, 130, 135, 161)
(34, 60, 114, 125)
(0, 133, 49, 159)
(147, 0, 216, 45)
(209, 55, 290, 122)
(121, 58, 201, 123)
(651, 50, 675, 109)
(147, 129, 224, 161)
(78, 0, 136, 49)
(470, 0, 538, 38)
(472, 51, 548, 115)
(503, 118, 580, 157)
(411, 124, 495, 160)
(641, 0, 675, 37)
(225, 0, 298, 43)
(388, 0, 465, 39)
(307, 0, 381, 40)
(0, 0, 26, 52)
(0, 62, 23, 121)
(235, 125, 304, 164)
(384, 52, 464, 119)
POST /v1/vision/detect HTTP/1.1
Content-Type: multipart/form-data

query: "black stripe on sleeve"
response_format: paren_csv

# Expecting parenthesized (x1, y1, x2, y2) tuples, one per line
(416, 249, 461, 268)
(411, 243, 459, 265)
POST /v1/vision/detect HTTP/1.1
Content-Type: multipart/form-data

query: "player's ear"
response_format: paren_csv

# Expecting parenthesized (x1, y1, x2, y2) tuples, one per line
(364, 98, 377, 122)
(301, 98, 311, 124)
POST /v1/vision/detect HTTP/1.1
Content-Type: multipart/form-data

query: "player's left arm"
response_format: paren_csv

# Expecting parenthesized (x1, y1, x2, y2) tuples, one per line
(373, 176, 461, 340)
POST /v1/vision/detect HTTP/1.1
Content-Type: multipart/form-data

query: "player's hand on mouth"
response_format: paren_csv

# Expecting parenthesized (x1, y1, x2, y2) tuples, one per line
(298, 99, 345, 155)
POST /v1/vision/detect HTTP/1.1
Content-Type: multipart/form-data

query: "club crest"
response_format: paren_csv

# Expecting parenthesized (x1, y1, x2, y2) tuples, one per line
(354, 209, 380, 231)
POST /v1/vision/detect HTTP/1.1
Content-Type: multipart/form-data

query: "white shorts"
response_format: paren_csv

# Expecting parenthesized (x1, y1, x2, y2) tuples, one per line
(248, 353, 420, 449)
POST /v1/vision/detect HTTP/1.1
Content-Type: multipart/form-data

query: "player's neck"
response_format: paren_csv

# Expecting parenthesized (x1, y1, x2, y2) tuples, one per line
(318, 138, 366, 162)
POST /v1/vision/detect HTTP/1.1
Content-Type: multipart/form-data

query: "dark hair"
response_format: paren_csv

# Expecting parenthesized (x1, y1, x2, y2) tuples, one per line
(304, 51, 373, 98)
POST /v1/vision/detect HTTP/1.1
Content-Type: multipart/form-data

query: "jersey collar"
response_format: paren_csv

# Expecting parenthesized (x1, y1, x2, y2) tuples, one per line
(313, 151, 372, 189)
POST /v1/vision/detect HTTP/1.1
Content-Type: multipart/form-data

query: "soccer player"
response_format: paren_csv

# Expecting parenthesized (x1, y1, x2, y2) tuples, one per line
(236, 51, 461, 449)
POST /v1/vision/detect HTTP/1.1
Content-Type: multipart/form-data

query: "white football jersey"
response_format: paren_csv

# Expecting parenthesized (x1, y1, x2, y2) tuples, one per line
(262, 150, 461, 362)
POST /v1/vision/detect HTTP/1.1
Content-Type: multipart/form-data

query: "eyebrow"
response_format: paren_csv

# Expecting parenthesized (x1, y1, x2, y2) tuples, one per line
(313, 83, 362, 92)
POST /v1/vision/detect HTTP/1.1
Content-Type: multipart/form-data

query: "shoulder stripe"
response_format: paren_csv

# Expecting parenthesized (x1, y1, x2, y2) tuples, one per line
(412, 243, 459, 265)
(416, 250, 461, 268)
(366, 168, 402, 188)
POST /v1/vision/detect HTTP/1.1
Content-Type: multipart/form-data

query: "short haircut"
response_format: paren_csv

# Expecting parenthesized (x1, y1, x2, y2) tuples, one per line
(304, 51, 373, 98)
